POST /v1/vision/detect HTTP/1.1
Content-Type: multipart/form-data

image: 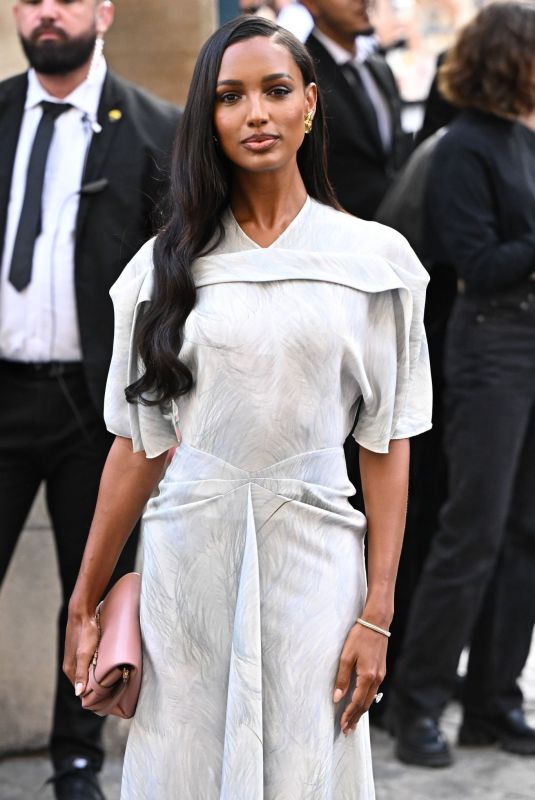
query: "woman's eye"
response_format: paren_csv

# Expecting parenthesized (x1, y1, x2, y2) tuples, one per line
(218, 93, 240, 104)
(268, 86, 291, 97)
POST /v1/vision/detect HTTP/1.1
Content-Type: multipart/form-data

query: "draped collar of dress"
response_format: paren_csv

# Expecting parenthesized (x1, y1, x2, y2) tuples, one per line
(108, 199, 430, 456)
(133, 197, 428, 303)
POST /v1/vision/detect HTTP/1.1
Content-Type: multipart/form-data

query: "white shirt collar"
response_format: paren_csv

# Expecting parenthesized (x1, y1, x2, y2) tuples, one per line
(313, 27, 353, 65)
(25, 55, 107, 120)
(312, 27, 377, 65)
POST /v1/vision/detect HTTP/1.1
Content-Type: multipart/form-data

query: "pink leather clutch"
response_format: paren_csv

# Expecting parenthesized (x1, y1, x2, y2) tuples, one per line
(81, 572, 142, 719)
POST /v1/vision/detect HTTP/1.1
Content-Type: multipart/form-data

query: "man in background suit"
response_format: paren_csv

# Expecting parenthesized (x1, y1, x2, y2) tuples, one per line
(303, 0, 411, 219)
(0, 1, 180, 798)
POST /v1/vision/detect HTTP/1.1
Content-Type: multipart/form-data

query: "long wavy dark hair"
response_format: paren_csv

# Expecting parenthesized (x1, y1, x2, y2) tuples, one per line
(126, 15, 339, 407)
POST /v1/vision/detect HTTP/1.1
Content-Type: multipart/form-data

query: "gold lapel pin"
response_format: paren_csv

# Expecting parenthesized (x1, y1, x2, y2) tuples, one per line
(108, 108, 122, 122)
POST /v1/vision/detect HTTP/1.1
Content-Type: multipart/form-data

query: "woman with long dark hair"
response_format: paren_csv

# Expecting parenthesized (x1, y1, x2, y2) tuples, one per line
(64, 16, 431, 798)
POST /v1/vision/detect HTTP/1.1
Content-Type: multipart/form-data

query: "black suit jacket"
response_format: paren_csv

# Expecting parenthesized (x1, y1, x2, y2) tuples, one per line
(306, 33, 411, 219)
(0, 70, 181, 414)
(415, 51, 458, 145)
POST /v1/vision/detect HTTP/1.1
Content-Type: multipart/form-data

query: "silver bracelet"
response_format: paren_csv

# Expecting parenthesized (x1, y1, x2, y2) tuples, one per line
(356, 617, 391, 638)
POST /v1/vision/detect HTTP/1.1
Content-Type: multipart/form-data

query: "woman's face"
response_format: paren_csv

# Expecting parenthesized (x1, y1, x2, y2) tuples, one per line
(213, 36, 317, 175)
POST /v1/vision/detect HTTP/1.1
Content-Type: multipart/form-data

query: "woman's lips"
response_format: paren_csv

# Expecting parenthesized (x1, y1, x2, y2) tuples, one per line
(241, 136, 279, 152)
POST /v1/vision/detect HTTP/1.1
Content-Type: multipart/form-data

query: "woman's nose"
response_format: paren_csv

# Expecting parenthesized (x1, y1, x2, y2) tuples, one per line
(245, 94, 268, 127)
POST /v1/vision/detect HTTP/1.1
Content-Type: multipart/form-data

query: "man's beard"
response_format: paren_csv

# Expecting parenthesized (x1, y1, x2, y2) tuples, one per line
(19, 25, 97, 75)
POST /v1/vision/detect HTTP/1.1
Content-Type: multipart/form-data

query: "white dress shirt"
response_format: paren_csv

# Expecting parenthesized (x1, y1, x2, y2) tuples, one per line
(312, 27, 392, 151)
(0, 57, 107, 362)
(277, 3, 314, 42)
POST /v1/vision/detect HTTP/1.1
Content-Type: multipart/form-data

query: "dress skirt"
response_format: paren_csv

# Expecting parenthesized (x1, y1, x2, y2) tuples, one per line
(120, 443, 375, 800)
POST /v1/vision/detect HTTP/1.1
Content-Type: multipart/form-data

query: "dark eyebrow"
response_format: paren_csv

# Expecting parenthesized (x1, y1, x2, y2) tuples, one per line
(262, 73, 294, 82)
(216, 73, 294, 87)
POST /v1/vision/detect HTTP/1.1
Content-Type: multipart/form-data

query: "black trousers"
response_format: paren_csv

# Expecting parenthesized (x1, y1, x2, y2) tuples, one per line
(363, 266, 456, 720)
(378, 266, 455, 708)
(0, 361, 138, 771)
(393, 303, 535, 719)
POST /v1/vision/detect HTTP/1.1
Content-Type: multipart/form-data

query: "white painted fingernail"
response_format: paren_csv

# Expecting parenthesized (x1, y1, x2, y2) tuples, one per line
(75, 682, 84, 697)
(333, 688, 343, 703)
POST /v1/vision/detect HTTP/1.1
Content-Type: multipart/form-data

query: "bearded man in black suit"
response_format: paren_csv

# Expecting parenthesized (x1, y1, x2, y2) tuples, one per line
(303, 0, 411, 219)
(0, 2, 180, 798)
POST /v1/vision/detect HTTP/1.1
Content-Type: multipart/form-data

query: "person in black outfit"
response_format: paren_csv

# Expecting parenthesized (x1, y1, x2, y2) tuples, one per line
(373, 49, 459, 724)
(415, 50, 457, 146)
(302, 0, 412, 220)
(389, 1, 535, 767)
(0, 1, 180, 798)
(373, 123, 457, 725)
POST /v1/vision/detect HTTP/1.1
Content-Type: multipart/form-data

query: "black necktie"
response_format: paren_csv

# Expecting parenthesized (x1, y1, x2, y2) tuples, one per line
(341, 62, 382, 149)
(8, 100, 72, 292)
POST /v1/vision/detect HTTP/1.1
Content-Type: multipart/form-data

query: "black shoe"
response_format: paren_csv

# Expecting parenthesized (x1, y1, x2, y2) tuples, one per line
(46, 757, 106, 800)
(391, 712, 453, 767)
(459, 708, 535, 756)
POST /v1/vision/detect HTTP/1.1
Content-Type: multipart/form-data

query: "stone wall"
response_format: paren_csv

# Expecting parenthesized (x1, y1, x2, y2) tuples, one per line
(0, 493, 60, 753)
(0, 491, 130, 755)
(0, 3, 26, 78)
(0, 0, 217, 103)
(106, 0, 216, 105)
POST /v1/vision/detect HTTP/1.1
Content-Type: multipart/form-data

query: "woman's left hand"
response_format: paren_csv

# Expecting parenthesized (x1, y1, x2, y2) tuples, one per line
(334, 622, 388, 734)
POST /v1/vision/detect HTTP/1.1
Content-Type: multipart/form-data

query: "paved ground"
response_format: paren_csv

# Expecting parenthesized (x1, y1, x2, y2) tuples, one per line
(1, 643, 533, 799)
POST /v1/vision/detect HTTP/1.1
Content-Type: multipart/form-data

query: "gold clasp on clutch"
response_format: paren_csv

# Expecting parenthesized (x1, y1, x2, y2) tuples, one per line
(122, 667, 130, 683)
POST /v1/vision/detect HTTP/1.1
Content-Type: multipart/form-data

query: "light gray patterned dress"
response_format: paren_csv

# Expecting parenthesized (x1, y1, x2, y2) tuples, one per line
(104, 198, 432, 800)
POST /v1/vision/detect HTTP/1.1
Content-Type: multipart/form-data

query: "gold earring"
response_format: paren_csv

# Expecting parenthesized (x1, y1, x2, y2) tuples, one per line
(304, 111, 314, 135)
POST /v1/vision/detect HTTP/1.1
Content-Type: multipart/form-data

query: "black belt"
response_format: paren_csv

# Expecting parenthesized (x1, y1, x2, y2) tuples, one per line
(0, 359, 83, 378)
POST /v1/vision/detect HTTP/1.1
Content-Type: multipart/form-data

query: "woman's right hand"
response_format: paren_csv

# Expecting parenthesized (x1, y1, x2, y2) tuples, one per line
(61, 438, 166, 696)
(63, 603, 99, 698)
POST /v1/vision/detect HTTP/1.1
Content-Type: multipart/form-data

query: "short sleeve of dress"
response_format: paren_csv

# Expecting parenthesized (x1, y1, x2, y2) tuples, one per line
(104, 239, 179, 459)
(352, 232, 433, 453)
